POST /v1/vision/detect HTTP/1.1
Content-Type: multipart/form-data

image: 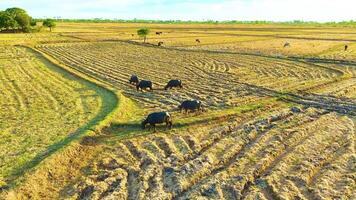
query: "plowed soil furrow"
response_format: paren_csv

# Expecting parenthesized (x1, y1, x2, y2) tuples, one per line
(174, 110, 326, 199)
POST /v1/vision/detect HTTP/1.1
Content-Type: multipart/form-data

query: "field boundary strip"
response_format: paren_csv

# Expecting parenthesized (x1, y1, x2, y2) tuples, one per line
(0, 45, 127, 198)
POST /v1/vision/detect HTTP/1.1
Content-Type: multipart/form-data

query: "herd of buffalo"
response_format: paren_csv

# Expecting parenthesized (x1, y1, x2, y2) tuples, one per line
(129, 75, 203, 132)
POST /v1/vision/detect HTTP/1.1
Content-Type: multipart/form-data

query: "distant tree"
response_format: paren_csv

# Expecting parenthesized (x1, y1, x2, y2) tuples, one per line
(5, 7, 31, 31)
(30, 19, 37, 27)
(0, 11, 18, 30)
(43, 19, 56, 32)
(137, 28, 150, 43)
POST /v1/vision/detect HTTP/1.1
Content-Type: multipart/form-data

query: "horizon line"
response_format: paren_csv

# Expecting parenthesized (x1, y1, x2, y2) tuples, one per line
(34, 18, 356, 24)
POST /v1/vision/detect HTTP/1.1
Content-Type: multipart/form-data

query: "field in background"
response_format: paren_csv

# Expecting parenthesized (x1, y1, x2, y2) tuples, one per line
(0, 22, 355, 199)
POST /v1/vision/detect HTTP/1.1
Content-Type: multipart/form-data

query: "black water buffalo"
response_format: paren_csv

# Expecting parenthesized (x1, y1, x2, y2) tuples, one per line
(196, 39, 201, 43)
(156, 32, 163, 35)
(129, 75, 139, 85)
(136, 80, 153, 91)
(158, 41, 164, 46)
(164, 79, 182, 90)
(345, 45, 348, 51)
(178, 100, 202, 113)
(142, 111, 172, 132)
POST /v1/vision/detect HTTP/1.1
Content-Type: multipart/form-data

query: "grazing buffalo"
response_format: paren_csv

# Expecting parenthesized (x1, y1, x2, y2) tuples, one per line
(142, 111, 172, 132)
(284, 42, 290, 47)
(196, 39, 201, 43)
(178, 100, 202, 113)
(345, 45, 348, 51)
(156, 32, 163, 35)
(136, 80, 153, 91)
(164, 79, 182, 90)
(158, 41, 164, 46)
(129, 75, 139, 85)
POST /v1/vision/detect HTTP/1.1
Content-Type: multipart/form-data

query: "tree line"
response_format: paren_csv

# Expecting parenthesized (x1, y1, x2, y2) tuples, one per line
(0, 7, 56, 33)
(44, 18, 356, 27)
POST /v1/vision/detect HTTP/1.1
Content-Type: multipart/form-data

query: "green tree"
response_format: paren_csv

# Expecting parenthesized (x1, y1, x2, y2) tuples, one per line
(0, 11, 18, 30)
(137, 28, 150, 43)
(5, 7, 31, 30)
(43, 19, 56, 32)
(30, 19, 37, 27)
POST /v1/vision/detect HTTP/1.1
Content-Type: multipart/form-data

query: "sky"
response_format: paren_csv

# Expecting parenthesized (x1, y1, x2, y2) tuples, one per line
(0, 0, 355, 22)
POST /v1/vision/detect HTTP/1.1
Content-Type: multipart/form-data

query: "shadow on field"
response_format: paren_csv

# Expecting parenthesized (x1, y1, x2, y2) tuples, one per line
(90, 108, 249, 146)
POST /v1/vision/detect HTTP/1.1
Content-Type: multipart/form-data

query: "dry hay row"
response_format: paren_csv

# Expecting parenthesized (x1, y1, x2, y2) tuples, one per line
(40, 41, 339, 83)
(298, 62, 356, 98)
(172, 109, 328, 199)
(186, 52, 331, 81)
(219, 58, 339, 93)
(40, 46, 187, 110)
(37, 42, 355, 116)
(215, 71, 356, 116)
(41, 44, 180, 84)
(260, 114, 355, 200)
(43, 46, 186, 109)
(310, 78, 356, 98)
(37, 43, 257, 111)
(149, 42, 344, 90)
(36, 41, 328, 82)
(71, 106, 296, 199)
(68, 107, 356, 200)
(178, 112, 353, 200)
(284, 93, 356, 116)
(172, 41, 343, 80)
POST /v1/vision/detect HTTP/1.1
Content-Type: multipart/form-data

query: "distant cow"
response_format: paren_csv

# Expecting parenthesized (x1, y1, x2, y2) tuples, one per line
(164, 79, 182, 90)
(196, 39, 201, 43)
(345, 45, 348, 51)
(129, 75, 139, 85)
(156, 32, 163, 35)
(131, 34, 135, 37)
(136, 80, 153, 91)
(142, 111, 172, 132)
(158, 41, 164, 46)
(178, 100, 202, 113)
(284, 42, 290, 48)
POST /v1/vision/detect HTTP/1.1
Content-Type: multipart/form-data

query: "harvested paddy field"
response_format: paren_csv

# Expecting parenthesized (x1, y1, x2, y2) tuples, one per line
(0, 45, 117, 191)
(0, 23, 355, 200)
(65, 108, 355, 200)
(38, 41, 355, 111)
